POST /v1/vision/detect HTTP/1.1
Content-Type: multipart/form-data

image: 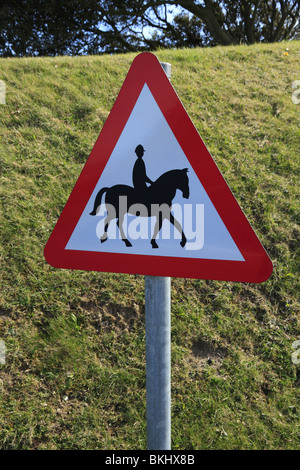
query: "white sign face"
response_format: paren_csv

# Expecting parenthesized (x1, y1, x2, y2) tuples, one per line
(66, 84, 244, 262)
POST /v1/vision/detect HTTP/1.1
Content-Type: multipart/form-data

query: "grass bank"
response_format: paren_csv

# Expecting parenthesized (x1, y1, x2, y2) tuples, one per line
(0, 41, 299, 449)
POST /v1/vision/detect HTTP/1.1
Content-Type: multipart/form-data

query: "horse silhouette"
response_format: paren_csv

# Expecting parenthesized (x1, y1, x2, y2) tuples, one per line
(90, 168, 190, 248)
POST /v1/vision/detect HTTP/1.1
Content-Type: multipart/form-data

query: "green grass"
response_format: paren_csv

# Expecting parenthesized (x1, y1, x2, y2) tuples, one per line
(0, 41, 299, 450)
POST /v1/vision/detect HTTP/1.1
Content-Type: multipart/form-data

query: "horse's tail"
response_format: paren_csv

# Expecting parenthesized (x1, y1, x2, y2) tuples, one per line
(90, 187, 109, 215)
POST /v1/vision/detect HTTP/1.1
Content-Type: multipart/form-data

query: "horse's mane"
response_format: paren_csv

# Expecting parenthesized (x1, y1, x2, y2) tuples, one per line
(153, 168, 187, 186)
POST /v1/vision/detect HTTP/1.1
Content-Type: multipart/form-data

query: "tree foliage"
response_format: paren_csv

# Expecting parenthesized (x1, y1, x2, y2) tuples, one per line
(0, 0, 299, 56)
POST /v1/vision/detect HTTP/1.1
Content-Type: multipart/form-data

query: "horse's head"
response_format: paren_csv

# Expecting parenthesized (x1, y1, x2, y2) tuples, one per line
(152, 168, 190, 202)
(179, 168, 190, 199)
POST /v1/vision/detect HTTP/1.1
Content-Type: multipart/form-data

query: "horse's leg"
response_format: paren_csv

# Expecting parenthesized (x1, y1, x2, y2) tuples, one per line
(117, 214, 132, 247)
(151, 213, 164, 249)
(100, 214, 113, 243)
(169, 213, 187, 247)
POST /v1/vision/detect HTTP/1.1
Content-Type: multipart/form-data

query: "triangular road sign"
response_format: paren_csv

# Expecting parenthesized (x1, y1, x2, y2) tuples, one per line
(44, 52, 273, 283)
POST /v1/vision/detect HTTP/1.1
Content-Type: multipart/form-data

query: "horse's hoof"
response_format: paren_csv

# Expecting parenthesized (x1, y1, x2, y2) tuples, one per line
(180, 239, 186, 248)
(124, 240, 132, 247)
(151, 240, 158, 249)
(100, 236, 107, 243)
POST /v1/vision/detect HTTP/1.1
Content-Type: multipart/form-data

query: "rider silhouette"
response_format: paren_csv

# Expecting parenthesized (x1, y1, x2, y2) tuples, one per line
(132, 145, 153, 198)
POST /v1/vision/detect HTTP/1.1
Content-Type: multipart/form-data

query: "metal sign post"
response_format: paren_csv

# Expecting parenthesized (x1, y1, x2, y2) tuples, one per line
(145, 62, 172, 451)
(145, 275, 171, 450)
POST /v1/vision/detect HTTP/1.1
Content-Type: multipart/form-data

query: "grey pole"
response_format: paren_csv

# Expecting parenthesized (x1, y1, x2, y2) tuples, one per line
(145, 61, 172, 451)
(145, 275, 171, 450)
(160, 61, 171, 79)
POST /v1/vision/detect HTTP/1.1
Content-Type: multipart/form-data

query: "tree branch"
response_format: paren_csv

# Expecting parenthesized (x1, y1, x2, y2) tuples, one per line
(175, 0, 238, 44)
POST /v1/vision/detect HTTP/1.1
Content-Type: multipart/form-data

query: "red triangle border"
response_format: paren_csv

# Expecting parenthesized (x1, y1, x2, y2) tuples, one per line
(44, 52, 273, 283)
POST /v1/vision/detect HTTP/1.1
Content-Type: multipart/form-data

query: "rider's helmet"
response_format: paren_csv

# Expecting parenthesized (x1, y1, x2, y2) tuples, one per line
(135, 144, 145, 157)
